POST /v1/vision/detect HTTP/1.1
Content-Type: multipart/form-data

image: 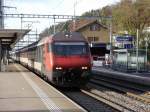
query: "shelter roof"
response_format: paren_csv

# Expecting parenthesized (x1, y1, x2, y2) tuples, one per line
(0, 29, 30, 48)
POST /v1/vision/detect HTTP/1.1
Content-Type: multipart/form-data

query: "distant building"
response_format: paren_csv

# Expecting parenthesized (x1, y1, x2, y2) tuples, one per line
(69, 19, 109, 44)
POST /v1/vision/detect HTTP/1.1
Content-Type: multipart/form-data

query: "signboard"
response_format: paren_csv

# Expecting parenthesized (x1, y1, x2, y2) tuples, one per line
(116, 36, 134, 42)
(124, 44, 133, 49)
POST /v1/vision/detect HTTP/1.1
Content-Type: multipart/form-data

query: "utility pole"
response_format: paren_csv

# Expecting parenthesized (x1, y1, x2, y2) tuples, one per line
(0, 0, 17, 29)
(20, 15, 23, 29)
(0, 0, 3, 71)
(53, 15, 56, 34)
(144, 36, 148, 67)
(136, 29, 139, 72)
(0, 0, 4, 28)
(109, 18, 113, 66)
(73, 0, 77, 31)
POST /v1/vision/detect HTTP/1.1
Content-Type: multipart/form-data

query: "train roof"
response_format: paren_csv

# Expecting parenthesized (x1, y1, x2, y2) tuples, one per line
(17, 32, 87, 51)
(37, 32, 87, 46)
(52, 32, 87, 42)
(16, 40, 38, 52)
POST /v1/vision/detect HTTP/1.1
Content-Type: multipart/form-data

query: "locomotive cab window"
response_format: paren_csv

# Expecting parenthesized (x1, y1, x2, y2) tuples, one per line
(53, 42, 89, 56)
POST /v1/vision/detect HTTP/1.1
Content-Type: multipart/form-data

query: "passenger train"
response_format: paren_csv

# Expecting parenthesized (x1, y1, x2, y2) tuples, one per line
(13, 32, 92, 87)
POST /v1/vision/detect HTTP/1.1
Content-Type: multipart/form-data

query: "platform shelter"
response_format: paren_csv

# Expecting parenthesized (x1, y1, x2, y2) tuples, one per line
(0, 29, 30, 71)
(112, 49, 148, 72)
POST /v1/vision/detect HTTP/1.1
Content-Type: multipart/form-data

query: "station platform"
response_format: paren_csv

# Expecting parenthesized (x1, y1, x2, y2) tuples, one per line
(0, 63, 86, 112)
(92, 66, 150, 86)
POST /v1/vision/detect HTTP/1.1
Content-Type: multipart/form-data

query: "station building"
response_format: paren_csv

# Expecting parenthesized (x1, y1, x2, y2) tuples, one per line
(69, 19, 109, 44)
(69, 19, 110, 58)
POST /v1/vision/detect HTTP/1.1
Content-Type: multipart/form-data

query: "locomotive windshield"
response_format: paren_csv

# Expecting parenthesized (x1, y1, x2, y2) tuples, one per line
(53, 42, 89, 56)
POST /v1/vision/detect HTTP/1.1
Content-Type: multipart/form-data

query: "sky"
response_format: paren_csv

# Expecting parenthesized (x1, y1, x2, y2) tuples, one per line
(4, 0, 120, 48)
(5, 0, 120, 15)
(4, 0, 120, 31)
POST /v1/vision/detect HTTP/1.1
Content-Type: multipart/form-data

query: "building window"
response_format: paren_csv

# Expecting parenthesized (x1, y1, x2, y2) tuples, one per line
(88, 37, 99, 43)
(90, 24, 100, 31)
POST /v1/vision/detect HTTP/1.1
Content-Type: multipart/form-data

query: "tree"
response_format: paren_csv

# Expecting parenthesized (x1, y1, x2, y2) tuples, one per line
(112, 0, 150, 37)
(40, 0, 150, 40)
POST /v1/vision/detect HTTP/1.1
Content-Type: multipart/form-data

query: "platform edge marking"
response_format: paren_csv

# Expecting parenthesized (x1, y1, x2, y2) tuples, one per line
(15, 65, 63, 112)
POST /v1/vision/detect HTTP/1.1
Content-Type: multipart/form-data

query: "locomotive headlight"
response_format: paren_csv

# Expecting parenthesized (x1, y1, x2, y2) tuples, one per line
(56, 67, 62, 70)
(82, 67, 88, 70)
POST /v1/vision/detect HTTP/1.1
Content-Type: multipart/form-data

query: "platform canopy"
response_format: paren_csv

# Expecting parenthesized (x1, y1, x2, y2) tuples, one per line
(0, 29, 30, 48)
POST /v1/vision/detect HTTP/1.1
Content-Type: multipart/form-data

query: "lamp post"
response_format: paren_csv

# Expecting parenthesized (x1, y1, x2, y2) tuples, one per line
(136, 29, 139, 73)
(73, 0, 77, 31)
(109, 18, 112, 67)
(144, 37, 148, 64)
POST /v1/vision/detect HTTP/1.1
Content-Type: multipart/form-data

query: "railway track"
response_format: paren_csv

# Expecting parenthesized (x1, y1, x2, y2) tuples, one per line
(92, 74, 150, 104)
(36, 71, 150, 112)
(87, 74, 150, 112)
(60, 88, 118, 112)
(20, 62, 150, 112)
(19, 63, 117, 112)
(31, 71, 117, 112)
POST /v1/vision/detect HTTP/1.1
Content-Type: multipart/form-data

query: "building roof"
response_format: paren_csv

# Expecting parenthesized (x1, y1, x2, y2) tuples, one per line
(0, 29, 30, 48)
(69, 19, 107, 31)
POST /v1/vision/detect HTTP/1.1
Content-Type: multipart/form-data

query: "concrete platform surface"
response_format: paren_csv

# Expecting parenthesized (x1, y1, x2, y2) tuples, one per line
(0, 64, 86, 112)
(92, 67, 150, 86)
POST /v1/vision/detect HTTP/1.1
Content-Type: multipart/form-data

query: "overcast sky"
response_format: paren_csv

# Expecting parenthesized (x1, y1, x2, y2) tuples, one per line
(5, 0, 120, 15)
(4, 0, 120, 33)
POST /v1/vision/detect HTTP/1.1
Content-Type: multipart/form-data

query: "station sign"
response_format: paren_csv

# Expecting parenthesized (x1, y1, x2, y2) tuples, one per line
(116, 36, 134, 42)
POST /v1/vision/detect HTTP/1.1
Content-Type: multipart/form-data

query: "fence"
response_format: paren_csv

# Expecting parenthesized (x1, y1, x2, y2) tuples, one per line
(112, 49, 148, 72)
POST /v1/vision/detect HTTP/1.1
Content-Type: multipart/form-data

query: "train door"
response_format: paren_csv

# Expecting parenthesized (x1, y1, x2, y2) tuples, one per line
(44, 43, 51, 71)
(41, 45, 45, 75)
(43, 42, 53, 81)
(31, 49, 35, 70)
(30, 48, 35, 69)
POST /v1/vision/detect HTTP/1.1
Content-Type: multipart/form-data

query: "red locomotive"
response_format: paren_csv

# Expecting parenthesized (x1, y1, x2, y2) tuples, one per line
(15, 32, 92, 87)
